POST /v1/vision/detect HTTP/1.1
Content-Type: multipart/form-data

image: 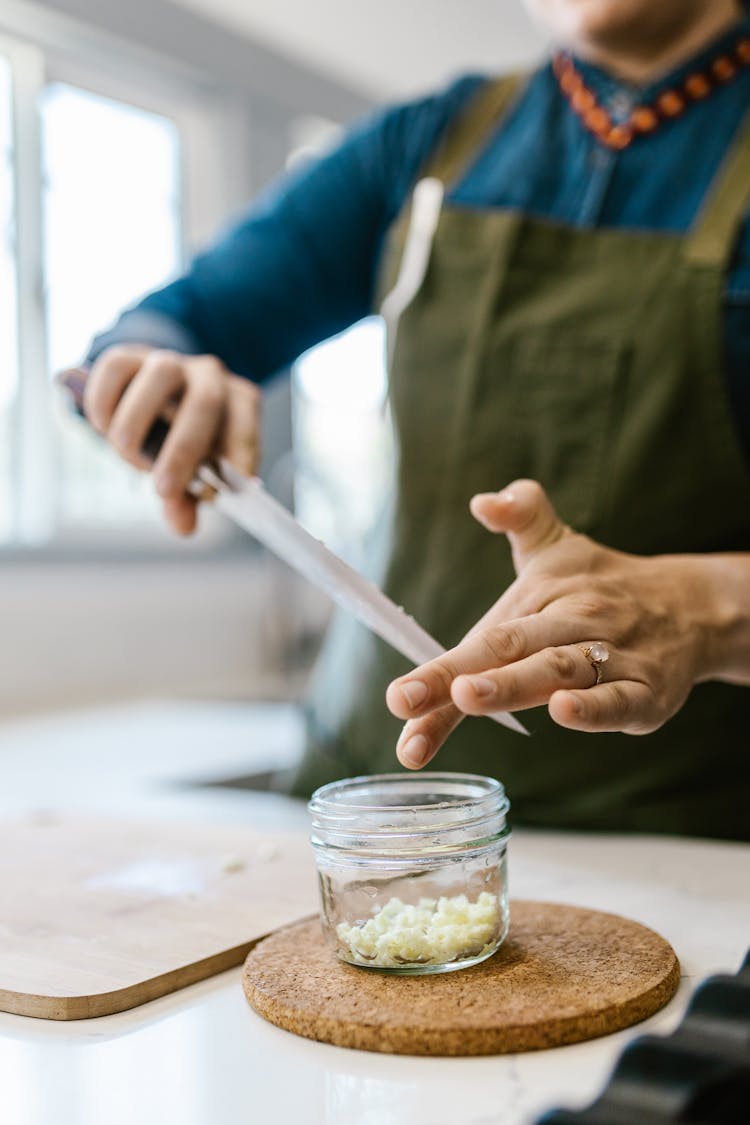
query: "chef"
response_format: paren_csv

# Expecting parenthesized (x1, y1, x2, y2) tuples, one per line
(82, 0, 750, 839)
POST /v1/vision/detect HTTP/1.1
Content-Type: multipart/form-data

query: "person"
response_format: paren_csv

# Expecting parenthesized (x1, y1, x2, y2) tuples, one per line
(80, 0, 750, 839)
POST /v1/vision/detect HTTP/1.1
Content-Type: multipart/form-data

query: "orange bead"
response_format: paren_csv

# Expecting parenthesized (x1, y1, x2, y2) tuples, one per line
(571, 87, 596, 113)
(685, 73, 711, 98)
(560, 68, 581, 95)
(630, 107, 658, 133)
(712, 55, 736, 81)
(657, 90, 684, 117)
(736, 38, 750, 63)
(586, 107, 611, 133)
(606, 125, 633, 150)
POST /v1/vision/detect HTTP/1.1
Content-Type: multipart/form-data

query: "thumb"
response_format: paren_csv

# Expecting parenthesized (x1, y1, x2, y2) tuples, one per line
(470, 479, 568, 571)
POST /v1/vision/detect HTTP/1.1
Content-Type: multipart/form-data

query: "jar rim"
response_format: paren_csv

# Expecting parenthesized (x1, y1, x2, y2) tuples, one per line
(308, 771, 507, 815)
(305, 769, 510, 841)
(308, 772, 510, 856)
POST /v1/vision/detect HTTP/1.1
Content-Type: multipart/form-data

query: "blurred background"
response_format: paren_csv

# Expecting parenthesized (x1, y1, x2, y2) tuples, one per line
(0, 0, 543, 738)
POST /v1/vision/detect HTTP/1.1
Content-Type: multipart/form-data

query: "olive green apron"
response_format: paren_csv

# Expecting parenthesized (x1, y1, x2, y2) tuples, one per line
(290, 76, 750, 841)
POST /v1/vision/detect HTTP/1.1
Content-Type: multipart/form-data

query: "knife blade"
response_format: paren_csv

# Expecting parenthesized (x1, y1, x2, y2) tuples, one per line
(58, 368, 528, 736)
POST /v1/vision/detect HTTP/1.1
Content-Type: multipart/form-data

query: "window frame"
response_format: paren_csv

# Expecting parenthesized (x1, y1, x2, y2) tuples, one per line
(0, 10, 246, 557)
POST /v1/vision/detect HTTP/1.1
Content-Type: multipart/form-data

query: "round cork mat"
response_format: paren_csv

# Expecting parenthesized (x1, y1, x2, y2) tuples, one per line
(242, 900, 680, 1056)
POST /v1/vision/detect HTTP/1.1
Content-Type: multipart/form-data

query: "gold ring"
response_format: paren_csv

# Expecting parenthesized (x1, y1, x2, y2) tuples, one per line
(579, 642, 610, 686)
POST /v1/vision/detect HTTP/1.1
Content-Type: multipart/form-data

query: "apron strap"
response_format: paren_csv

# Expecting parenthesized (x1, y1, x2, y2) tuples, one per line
(685, 107, 750, 268)
(421, 74, 526, 189)
(377, 74, 525, 324)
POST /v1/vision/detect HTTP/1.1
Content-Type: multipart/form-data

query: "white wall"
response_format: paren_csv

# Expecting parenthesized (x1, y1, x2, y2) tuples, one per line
(166, 0, 546, 100)
(0, 556, 327, 718)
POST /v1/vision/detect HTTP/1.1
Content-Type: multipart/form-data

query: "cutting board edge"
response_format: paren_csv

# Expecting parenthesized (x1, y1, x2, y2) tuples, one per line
(0, 813, 321, 1022)
(0, 936, 261, 1021)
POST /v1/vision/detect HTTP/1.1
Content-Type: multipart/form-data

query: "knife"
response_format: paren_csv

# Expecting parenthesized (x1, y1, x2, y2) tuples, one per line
(59, 368, 528, 736)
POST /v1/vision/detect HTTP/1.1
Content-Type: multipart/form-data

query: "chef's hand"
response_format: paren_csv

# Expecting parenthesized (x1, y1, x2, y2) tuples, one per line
(83, 345, 261, 534)
(386, 479, 724, 769)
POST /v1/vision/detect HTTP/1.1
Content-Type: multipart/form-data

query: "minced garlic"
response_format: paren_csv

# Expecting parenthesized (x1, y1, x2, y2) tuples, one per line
(336, 891, 500, 968)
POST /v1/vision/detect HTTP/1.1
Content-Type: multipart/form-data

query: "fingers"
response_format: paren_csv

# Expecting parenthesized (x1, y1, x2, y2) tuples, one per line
(151, 357, 227, 500)
(162, 495, 198, 536)
(84, 345, 151, 435)
(386, 614, 583, 720)
(106, 353, 186, 470)
(83, 346, 262, 535)
(470, 479, 569, 571)
(450, 644, 604, 715)
(222, 375, 262, 476)
(549, 680, 657, 734)
(396, 704, 465, 770)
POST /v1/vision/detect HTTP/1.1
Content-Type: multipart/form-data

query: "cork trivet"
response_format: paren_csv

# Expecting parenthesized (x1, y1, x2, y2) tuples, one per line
(242, 900, 680, 1056)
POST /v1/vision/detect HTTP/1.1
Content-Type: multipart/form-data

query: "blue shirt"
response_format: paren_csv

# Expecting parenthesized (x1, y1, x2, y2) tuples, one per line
(91, 16, 750, 460)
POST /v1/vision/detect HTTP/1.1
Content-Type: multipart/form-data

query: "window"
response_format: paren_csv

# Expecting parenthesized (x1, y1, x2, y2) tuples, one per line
(0, 31, 196, 548)
(0, 53, 18, 543)
(293, 318, 392, 565)
(288, 117, 393, 566)
(41, 83, 180, 530)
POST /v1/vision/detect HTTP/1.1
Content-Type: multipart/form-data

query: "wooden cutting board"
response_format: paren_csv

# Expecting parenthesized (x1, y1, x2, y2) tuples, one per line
(243, 901, 680, 1055)
(0, 813, 317, 1020)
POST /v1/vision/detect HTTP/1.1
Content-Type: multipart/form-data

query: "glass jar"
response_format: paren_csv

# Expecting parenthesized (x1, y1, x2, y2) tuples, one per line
(308, 772, 511, 974)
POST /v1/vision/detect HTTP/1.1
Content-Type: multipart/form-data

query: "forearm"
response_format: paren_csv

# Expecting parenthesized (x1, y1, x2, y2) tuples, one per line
(692, 552, 750, 685)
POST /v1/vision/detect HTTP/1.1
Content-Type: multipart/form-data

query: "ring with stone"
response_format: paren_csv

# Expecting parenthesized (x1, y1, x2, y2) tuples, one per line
(579, 642, 610, 686)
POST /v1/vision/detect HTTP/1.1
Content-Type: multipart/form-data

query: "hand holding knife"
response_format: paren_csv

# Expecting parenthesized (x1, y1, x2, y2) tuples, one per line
(58, 366, 528, 737)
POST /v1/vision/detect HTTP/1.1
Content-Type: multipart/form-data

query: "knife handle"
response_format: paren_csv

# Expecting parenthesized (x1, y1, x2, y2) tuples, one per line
(56, 366, 170, 464)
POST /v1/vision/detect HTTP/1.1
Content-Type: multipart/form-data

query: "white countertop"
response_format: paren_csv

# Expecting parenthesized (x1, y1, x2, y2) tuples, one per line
(0, 701, 748, 1125)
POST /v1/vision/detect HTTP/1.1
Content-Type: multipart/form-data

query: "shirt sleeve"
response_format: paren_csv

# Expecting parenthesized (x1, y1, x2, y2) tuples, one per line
(85, 75, 484, 382)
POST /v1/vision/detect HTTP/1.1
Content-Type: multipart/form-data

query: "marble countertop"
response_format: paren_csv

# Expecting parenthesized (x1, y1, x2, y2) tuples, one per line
(0, 701, 748, 1125)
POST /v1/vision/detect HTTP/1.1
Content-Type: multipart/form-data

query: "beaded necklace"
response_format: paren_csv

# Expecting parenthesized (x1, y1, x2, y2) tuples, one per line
(553, 32, 750, 150)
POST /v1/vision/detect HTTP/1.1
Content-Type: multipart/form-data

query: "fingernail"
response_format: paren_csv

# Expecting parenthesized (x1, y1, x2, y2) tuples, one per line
(155, 473, 178, 498)
(399, 734, 429, 768)
(466, 676, 495, 699)
(400, 680, 428, 709)
(499, 489, 515, 504)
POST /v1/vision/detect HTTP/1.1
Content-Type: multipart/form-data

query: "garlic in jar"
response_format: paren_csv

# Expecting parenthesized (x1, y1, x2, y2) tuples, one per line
(309, 773, 511, 974)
